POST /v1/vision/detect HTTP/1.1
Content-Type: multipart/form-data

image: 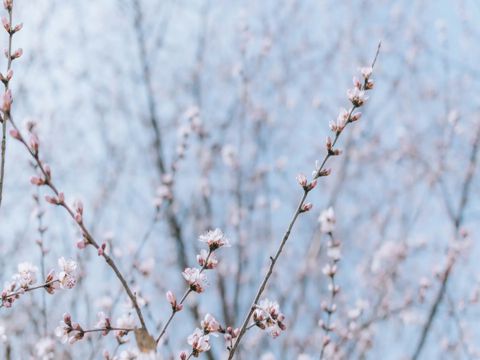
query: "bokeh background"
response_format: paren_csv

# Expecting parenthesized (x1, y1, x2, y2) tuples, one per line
(1, 0, 480, 359)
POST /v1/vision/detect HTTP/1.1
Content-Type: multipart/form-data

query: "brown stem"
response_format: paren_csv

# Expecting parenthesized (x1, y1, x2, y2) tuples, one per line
(227, 43, 381, 359)
(8, 117, 147, 331)
(0, 8, 15, 211)
(155, 250, 213, 344)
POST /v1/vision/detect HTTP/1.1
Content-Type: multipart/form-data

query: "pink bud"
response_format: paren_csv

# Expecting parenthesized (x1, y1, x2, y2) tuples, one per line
(300, 203, 313, 213)
(326, 136, 333, 150)
(58, 192, 65, 203)
(76, 239, 86, 249)
(3, 0, 12, 10)
(29, 134, 39, 153)
(179, 351, 188, 360)
(98, 243, 106, 256)
(166, 291, 176, 306)
(296, 174, 307, 187)
(1, 16, 9, 32)
(307, 180, 317, 191)
(75, 213, 83, 224)
(30, 176, 44, 186)
(11, 48, 22, 59)
(45, 195, 57, 205)
(351, 112, 362, 122)
(9, 128, 20, 140)
(43, 164, 51, 178)
(13, 23, 22, 32)
(2, 89, 12, 112)
(75, 200, 83, 214)
(63, 312, 72, 325)
(6, 69, 12, 80)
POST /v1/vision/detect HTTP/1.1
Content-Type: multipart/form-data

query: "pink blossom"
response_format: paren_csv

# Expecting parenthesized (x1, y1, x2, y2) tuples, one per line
(115, 313, 135, 337)
(347, 87, 368, 107)
(95, 312, 111, 336)
(166, 290, 183, 312)
(197, 249, 218, 269)
(57, 257, 77, 289)
(198, 229, 230, 251)
(8, 128, 20, 140)
(2, 89, 11, 112)
(11, 48, 22, 59)
(300, 203, 313, 213)
(182, 267, 207, 293)
(187, 328, 211, 355)
(201, 313, 221, 334)
(14, 262, 38, 289)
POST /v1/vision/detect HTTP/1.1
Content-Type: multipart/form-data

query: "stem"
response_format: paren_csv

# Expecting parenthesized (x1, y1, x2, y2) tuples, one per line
(0, 8, 14, 211)
(8, 117, 147, 331)
(156, 250, 213, 344)
(228, 43, 381, 359)
(227, 191, 308, 359)
(0, 279, 59, 306)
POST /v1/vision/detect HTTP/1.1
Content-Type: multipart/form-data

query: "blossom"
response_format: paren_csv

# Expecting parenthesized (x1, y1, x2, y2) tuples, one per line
(329, 108, 349, 132)
(1, 281, 17, 307)
(166, 290, 183, 312)
(196, 249, 218, 269)
(187, 328, 211, 356)
(313, 160, 332, 179)
(74, 199, 83, 223)
(199, 229, 230, 251)
(322, 264, 337, 277)
(14, 262, 38, 288)
(44, 269, 59, 294)
(347, 87, 368, 107)
(95, 312, 111, 335)
(224, 326, 240, 345)
(182, 268, 207, 293)
(253, 299, 286, 337)
(54, 313, 83, 344)
(296, 173, 308, 187)
(300, 203, 313, 213)
(360, 66, 373, 79)
(296, 174, 317, 191)
(201, 313, 221, 334)
(116, 313, 135, 337)
(58, 257, 77, 289)
(319, 207, 335, 233)
(2, 89, 11, 112)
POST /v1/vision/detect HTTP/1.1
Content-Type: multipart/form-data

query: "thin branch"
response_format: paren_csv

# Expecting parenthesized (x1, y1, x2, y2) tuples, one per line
(227, 43, 381, 359)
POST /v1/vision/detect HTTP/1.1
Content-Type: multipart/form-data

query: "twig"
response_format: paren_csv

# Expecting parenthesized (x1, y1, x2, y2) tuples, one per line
(227, 43, 381, 359)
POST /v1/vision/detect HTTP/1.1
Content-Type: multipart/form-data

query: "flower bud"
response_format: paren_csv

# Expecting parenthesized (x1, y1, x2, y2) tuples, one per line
(9, 128, 20, 140)
(300, 203, 313, 213)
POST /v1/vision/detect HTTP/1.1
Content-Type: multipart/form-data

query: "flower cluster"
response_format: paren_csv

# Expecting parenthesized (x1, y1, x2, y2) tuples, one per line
(13, 262, 38, 289)
(55, 312, 135, 345)
(252, 299, 287, 338)
(95, 312, 112, 336)
(182, 229, 229, 293)
(187, 328, 211, 357)
(182, 313, 226, 358)
(58, 257, 77, 289)
(1, 258, 77, 307)
(182, 267, 207, 293)
(55, 313, 85, 344)
(198, 228, 230, 251)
